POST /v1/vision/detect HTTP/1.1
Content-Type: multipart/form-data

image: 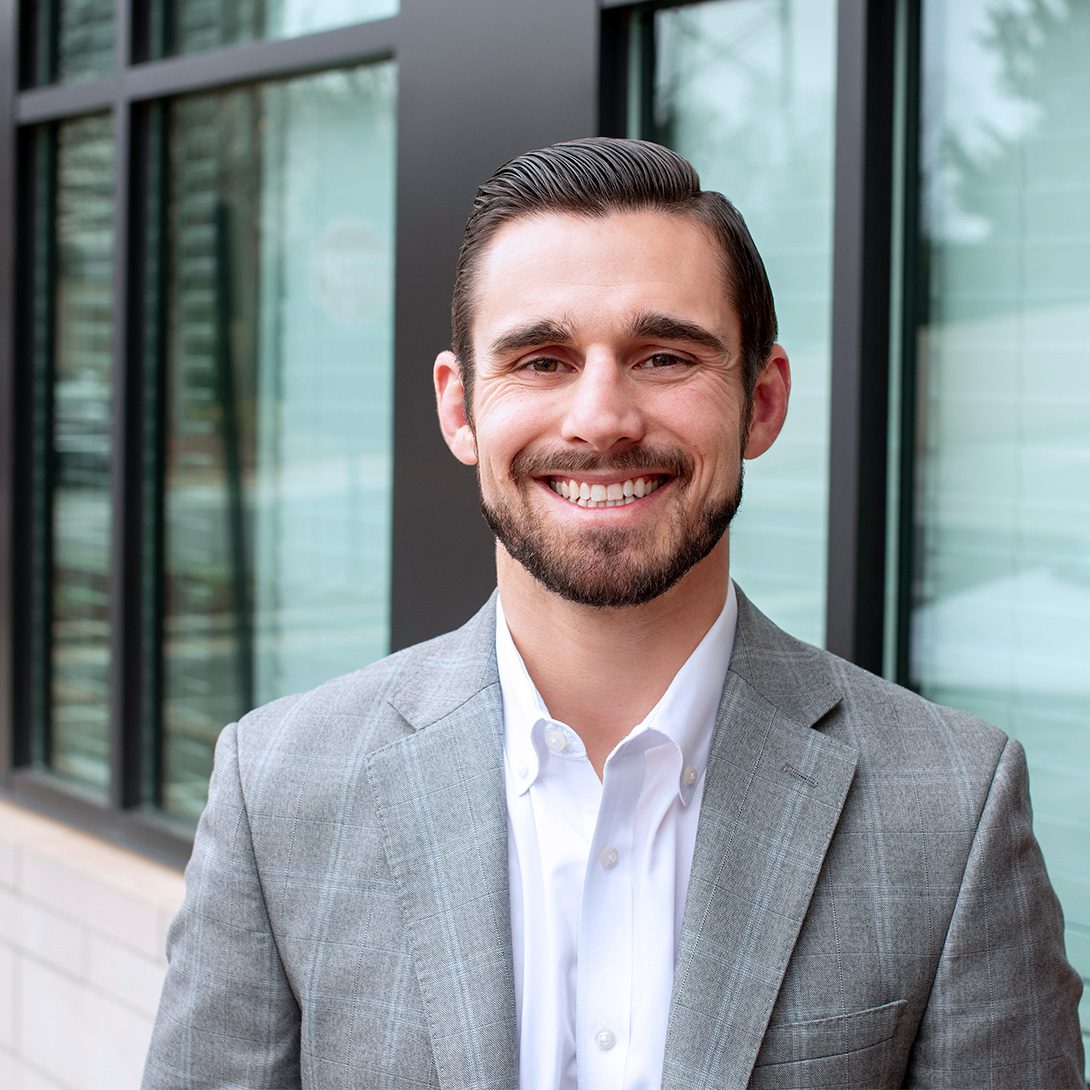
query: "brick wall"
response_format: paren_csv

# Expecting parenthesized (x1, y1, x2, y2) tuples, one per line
(0, 800, 184, 1089)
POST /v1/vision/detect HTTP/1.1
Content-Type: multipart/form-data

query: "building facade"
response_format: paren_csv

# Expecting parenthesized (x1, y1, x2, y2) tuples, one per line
(1, 0, 1088, 1085)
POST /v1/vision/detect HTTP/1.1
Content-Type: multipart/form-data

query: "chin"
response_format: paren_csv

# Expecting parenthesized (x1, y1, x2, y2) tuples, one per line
(481, 485, 739, 608)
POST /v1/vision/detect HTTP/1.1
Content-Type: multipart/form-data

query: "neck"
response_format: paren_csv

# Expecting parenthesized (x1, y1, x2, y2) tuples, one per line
(497, 540, 730, 775)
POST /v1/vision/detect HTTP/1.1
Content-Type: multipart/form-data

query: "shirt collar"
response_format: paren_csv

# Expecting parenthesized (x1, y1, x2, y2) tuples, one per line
(495, 597, 552, 795)
(496, 584, 738, 804)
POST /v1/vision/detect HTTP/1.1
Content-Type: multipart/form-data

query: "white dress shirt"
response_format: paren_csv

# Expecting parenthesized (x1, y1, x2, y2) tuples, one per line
(497, 585, 738, 1089)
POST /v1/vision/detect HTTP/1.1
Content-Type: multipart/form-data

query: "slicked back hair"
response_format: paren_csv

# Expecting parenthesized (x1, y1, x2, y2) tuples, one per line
(451, 137, 778, 415)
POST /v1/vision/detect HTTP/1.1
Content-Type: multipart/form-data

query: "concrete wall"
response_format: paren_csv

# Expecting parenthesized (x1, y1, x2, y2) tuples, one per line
(0, 800, 184, 1090)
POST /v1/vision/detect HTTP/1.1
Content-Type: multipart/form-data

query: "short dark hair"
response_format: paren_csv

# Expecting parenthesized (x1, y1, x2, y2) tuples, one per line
(451, 137, 778, 411)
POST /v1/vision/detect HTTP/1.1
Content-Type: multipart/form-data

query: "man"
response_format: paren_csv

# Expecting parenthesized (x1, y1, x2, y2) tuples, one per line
(144, 138, 1084, 1089)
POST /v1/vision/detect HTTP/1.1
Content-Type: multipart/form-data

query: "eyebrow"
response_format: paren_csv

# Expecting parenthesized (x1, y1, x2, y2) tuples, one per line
(485, 312, 730, 359)
(626, 311, 730, 357)
(488, 319, 575, 358)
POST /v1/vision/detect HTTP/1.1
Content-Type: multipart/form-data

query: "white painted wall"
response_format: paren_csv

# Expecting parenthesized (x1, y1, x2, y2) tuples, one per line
(0, 800, 184, 1090)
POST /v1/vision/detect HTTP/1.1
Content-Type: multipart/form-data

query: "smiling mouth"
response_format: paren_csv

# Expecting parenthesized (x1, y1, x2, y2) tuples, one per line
(547, 475, 665, 509)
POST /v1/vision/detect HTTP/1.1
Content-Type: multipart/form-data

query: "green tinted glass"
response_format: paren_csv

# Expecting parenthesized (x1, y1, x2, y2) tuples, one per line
(34, 0, 115, 84)
(146, 64, 397, 822)
(150, 0, 396, 58)
(30, 114, 115, 793)
(913, 0, 1090, 1065)
(637, 0, 837, 646)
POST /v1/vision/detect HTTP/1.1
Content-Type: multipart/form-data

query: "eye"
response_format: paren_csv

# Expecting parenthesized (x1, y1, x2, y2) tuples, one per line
(520, 356, 568, 374)
(638, 352, 689, 370)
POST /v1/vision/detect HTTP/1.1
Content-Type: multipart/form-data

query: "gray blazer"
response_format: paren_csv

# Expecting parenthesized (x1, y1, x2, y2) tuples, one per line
(144, 588, 1085, 1089)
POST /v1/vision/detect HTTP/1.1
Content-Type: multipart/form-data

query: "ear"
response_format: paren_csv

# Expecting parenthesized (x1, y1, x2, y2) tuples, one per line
(434, 350, 478, 465)
(743, 345, 791, 460)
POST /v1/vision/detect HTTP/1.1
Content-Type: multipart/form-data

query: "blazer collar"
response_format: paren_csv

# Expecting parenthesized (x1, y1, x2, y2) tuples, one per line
(662, 586, 858, 1087)
(386, 592, 502, 733)
(367, 595, 517, 1090)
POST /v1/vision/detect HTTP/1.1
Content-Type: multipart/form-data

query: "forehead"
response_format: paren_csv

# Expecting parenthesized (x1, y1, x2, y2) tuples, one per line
(470, 209, 735, 349)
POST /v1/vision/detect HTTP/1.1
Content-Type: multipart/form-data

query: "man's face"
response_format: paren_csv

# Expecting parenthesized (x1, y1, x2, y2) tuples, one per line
(436, 209, 787, 608)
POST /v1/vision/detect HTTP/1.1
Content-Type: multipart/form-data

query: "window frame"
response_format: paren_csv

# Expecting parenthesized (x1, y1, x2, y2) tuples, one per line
(602, 0, 899, 672)
(0, 0, 605, 864)
(1, 0, 900, 865)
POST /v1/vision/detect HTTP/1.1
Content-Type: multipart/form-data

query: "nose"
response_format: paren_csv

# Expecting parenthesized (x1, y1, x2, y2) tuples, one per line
(560, 353, 646, 451)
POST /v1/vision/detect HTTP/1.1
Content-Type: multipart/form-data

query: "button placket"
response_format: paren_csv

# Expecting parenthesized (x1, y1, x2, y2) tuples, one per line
(576, 747, 641, 1089)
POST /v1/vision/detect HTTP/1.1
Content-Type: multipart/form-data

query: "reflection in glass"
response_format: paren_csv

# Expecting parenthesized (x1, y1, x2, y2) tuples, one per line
(638, 0, 836, 645)
(149, 64, 397, 822)
(35, 0, 115, 84)
(150, 0, 396, 58)
(31, 114, 115, 792)
(913, 0, 1090, 1063)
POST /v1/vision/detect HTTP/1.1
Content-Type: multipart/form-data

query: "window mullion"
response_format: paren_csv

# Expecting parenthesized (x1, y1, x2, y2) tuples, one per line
(0, 0, 19, 783)
(107, 92, 142, 809)
(825, 0, 897, 671)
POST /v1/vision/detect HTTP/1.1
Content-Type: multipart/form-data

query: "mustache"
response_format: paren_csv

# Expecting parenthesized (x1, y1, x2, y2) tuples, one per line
(509, 445, 694, 480)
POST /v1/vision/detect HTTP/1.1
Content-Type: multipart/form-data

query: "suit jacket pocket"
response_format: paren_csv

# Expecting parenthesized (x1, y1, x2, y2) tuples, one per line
(749, 999, 906, 1090)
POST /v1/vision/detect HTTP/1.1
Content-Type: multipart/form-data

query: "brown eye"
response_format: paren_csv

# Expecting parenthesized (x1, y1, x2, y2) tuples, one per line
(524, 357, 563, 373)
(640, 353, 685, 369)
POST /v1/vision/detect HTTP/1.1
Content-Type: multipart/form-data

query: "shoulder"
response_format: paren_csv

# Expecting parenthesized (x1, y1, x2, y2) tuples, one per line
(731, 586, 1010, 784)
(823, 648, 1009, 781)
(230, 595, 499, 781)
(731, 589, 1026, 895)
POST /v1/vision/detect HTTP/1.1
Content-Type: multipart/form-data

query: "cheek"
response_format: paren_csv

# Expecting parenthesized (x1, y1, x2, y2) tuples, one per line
(661, 388, 744, 447)
(476, 396, 554, 460)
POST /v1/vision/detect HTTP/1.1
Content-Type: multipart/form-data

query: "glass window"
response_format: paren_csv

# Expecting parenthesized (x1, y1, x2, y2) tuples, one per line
(635, 0, 837, 646)
(912, 0, 1090, 1065)
(150, 0, 397, 58)
(30, 113, 116, 794)
(33, 0, 115, 84)
(145, 63, 397, 822)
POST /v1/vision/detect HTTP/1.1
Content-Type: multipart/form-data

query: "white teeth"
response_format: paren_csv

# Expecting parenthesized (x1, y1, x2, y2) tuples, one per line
(548, 475, 663, 508)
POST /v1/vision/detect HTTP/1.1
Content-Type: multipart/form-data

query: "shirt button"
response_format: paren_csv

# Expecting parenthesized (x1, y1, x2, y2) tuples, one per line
(599, 845, 619, 870)
(544, 726, 567, 753)
(683, 766, 699, 786)
(595, 1027, 616, 1051)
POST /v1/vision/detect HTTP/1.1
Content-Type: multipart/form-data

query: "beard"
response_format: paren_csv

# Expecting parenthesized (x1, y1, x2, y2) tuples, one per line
(479, 446, 743, 608)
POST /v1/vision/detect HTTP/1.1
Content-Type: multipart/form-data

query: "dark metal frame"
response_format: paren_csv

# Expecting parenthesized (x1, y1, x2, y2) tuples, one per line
(22, 124, 56, 773)
(826, 0, 898, 673)
(0, 0, 16, 814)
(2, 0, 907, 864)
(389, 0, 601, 649)
(890, 0, 923, 688)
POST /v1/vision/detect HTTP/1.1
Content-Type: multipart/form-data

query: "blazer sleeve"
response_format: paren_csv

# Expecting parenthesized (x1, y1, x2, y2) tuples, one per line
(906, 735, 1086, 1088)
(142, 722, 302, 1090)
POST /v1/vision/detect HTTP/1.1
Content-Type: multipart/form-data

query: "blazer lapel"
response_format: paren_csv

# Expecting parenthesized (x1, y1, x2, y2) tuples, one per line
(366, 599, 518, 1090)
(663, 590, 859, 1089)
